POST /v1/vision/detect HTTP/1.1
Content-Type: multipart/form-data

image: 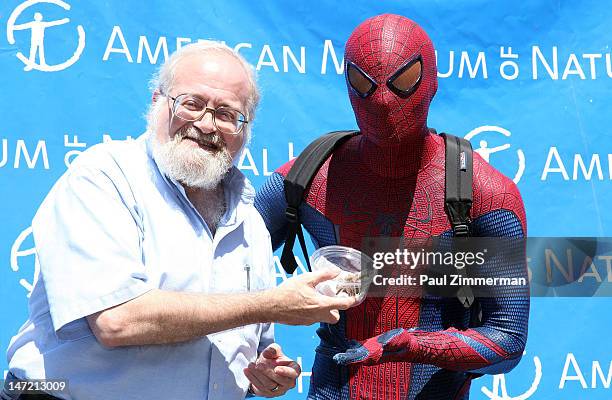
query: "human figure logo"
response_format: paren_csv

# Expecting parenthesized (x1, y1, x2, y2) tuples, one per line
(6, 0, 85, 72)
(481, 352, 542, 400)
(465, 125, 526, 184)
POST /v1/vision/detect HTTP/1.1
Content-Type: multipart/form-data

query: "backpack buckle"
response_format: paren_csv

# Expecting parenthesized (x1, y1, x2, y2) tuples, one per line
(285, 206, 299, 223)
(453, 223, 470, 237)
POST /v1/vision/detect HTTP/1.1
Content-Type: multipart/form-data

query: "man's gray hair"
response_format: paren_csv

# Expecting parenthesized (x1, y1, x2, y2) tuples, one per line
(149, 40, 260, 143)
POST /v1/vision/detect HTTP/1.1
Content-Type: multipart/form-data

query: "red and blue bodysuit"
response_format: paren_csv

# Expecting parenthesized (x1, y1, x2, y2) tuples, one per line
(255, 14, 529, 400)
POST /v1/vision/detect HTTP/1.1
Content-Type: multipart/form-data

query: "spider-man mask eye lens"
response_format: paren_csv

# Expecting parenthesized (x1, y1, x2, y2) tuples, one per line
(346, 62, 377, 98)
(387, 56, 422, 98)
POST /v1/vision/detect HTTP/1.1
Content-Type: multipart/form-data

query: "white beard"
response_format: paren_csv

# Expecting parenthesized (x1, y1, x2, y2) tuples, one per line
(151, 125, 233, 190)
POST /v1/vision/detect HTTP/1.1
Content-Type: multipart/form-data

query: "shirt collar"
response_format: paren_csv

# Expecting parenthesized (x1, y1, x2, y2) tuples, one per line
(143, 131, 255, 226)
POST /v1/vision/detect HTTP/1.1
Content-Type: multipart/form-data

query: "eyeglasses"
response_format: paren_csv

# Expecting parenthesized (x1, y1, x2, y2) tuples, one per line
(161, 92, 248, 135)
(346, 55, 423, 99)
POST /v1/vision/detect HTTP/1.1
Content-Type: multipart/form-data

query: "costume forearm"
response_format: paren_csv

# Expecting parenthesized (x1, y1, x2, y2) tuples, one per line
(334, 294, 529, 374)
(406, 326, 525, 373)
(88, 289, 272, 347)
(334, 324, 526, 374)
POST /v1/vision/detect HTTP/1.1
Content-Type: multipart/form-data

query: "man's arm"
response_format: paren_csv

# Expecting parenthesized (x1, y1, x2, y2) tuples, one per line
(335, 253, 529, 374)
(88, 289, 268, 347)
(87, 269, 357, 347)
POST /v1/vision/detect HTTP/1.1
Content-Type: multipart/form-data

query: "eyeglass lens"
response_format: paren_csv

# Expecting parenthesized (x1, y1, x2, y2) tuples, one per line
(172, 94, 246, 134)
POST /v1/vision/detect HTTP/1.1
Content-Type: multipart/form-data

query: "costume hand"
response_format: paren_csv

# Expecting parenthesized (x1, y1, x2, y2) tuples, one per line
(270, 269, 359, 325)
(333, 328, 416, 366)
(244, 343, 301, 397)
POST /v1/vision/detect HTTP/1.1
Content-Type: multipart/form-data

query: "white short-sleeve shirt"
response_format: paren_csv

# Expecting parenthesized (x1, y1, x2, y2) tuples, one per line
(6, 133, 276, 400)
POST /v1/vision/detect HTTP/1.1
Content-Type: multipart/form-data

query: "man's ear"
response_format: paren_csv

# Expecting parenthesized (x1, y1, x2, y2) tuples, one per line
(152, 90, 161, 103)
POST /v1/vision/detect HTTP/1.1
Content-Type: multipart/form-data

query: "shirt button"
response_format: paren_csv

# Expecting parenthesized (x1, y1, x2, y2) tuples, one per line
(213, 383, 219, 390)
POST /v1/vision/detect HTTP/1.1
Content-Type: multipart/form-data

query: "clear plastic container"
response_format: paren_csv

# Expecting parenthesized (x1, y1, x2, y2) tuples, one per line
(310, 245, 374, 305)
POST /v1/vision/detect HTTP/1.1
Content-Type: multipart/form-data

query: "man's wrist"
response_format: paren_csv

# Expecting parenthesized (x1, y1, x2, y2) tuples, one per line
(256, 288, 280, 323)
(246, 289, 278, 324)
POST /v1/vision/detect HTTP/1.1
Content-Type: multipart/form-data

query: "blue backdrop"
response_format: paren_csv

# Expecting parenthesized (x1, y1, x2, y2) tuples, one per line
(1, 1, 611, 399)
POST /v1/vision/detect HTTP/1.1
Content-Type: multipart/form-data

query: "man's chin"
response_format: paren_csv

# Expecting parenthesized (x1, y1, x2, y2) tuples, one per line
(176, 155, 232, 188)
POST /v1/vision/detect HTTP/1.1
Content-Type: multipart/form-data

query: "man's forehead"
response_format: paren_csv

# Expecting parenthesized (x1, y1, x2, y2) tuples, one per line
(171, 52, 250, 100)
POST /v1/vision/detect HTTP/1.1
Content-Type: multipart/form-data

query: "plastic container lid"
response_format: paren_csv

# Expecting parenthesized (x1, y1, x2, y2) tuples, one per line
(310, 245, 374, 305)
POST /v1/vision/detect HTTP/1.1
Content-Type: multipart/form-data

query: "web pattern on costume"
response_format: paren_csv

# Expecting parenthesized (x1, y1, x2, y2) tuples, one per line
(255, 11, 528, 399)
(345, 14, 438, 146)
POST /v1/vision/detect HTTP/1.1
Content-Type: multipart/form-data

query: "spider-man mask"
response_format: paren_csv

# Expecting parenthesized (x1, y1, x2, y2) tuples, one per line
(345, 14, 438, 146)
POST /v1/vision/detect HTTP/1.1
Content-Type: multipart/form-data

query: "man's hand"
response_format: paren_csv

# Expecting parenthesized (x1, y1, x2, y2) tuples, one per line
(244, 343, 301, 397)
(333, 328, 416, 366)
(268, 269, 359, 325)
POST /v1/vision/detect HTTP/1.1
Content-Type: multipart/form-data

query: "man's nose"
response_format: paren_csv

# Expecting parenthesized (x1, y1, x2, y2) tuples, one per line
(192, 108, 216, 134)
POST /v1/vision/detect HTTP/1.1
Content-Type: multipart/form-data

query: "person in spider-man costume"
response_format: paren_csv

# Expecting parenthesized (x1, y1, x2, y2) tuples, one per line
(255, 14, 529, 400)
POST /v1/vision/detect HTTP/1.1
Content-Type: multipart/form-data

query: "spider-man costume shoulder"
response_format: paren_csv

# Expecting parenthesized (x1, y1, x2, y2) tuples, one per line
(255, 14, 528, 400)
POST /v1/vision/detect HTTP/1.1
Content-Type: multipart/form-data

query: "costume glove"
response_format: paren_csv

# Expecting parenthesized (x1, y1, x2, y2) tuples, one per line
(333, 328, 416, 366)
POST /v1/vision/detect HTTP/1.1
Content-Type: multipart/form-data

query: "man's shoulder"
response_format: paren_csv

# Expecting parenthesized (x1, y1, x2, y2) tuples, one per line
(273, 132, 361, 178)
(472, 152, 521, 199)
(274, 158, 297, 177)
(71, 136, 147, 171)
(32, 137, 149, 229)
(46, 135, 152, 205)
(471, 151, 526, 231)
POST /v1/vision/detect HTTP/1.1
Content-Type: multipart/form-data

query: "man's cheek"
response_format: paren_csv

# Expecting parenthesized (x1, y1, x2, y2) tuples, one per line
(227, 139, 244, 158)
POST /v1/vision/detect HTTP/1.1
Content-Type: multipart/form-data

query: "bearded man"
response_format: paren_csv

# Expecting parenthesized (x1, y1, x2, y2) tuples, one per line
(4, 41, 357, 400)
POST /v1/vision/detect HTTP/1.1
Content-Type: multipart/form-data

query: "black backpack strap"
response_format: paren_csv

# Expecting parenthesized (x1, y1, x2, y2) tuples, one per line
(280, 130, 360, 274)
(442, 133, 473, 237)
(442, 133, 476, 313)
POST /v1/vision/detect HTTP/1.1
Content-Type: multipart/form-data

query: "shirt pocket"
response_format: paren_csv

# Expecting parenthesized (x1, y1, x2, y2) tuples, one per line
(246, 245, 275, 293)
(210, 255, 250, 294)
(212, 240, 266, 294)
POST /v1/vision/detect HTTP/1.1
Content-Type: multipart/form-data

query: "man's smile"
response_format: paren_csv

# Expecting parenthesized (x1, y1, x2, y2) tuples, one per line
(184, 136, 220, 151)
